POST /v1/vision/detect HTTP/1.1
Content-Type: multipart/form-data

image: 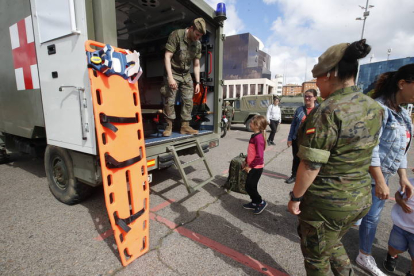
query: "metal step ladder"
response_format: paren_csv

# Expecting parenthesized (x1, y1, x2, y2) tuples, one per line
(167, 140, 214, 193)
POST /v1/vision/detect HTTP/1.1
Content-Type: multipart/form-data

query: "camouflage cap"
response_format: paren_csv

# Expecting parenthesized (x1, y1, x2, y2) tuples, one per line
(312, 43, 350, 78)
(193, 18, 206, 34)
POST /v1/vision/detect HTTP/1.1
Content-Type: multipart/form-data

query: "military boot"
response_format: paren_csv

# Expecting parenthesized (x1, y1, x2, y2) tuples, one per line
(180, 121, 199, 135)
(163, 118, 173, 137)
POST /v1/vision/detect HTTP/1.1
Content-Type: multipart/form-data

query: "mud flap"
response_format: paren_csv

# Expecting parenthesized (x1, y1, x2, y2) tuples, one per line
(86, 40, 149, 266)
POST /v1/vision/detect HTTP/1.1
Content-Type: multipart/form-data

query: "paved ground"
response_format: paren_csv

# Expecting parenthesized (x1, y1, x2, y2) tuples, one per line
(1, 123, 414, 275)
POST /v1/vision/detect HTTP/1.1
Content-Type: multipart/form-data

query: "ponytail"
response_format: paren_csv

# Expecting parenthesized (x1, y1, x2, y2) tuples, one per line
(262, 129, 267, 149)
(372, 64, 414, 111)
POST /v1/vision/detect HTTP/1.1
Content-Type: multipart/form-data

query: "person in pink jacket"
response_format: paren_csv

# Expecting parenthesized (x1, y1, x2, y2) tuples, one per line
(242, 115, 268, 215)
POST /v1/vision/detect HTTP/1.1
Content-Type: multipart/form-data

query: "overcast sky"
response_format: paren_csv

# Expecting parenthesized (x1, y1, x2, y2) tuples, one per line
(205, 0, 414, 84)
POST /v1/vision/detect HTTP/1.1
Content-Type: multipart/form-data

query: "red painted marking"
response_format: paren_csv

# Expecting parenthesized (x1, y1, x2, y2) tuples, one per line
(95, 201, 288, 275)
(263, 172, 288, 179)
(222, 169, 229, 175)
(12, 19, 37, 89)
(389, 197, 395, 201)
(151, 213, 288, 276)
(150, 199, 175, 212)
(279, 138, 287, 143)
(94, 229, 114, 241)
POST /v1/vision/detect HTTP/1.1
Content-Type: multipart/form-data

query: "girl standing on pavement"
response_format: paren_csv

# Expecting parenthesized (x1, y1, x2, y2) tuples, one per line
(266, 97, 281, 146)
(356, 64, 414, 276)
(242, 115, 268, 215)
(285, 89, 318, 184)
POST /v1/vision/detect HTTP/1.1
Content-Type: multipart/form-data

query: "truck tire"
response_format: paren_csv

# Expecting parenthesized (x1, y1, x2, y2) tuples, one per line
(245, 117, 253, 132)
(44, 145, 93, 205)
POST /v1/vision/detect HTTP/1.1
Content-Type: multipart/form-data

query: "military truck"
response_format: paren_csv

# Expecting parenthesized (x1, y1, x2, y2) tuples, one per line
(225, 94, 274, 131)
(279, 95, 304, 122)
(0, 0, 226, 203)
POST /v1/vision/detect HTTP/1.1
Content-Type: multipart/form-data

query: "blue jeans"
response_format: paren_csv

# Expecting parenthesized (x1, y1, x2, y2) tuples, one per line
(359, 173, 391, 254)
(389, 225, 414, 258)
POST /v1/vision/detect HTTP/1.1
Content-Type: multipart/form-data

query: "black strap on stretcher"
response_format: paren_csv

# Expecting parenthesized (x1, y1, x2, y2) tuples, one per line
(105, 153, 142, 169)
(114, 208, 145, 233)
(100, 113, 137, 133)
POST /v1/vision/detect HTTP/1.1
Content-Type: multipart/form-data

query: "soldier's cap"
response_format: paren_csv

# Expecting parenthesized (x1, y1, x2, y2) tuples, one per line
(312, 43, 350, 78)
(193, 18, 206, 35)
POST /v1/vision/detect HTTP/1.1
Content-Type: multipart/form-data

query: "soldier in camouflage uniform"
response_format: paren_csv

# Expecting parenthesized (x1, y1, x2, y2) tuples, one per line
(224, 101, 234, 130)
(287, 40, 384, 275)
(160, 18, 206, 136)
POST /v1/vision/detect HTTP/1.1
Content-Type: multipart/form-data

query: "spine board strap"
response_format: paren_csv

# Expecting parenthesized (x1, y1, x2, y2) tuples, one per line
(114, 208, 145, 233)
(100, 113, 138, 133)
(105, 153, 142, 169)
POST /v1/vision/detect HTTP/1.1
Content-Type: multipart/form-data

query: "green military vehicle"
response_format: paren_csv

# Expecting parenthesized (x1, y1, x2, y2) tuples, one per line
(279, 95, 304, 122)
(0, 0, 226, 202)
(225, 94, 274, 131)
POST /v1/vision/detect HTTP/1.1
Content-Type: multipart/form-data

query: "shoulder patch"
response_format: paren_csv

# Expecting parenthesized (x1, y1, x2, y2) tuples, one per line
(306, 127, 316, 135)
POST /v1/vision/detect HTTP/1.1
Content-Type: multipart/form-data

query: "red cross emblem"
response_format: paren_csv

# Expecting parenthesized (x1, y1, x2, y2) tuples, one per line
(9, 16, 39, 90)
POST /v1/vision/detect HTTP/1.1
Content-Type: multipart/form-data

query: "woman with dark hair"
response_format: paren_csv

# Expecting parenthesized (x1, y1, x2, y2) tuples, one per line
(357, 64, 414, 276)
(287, 39, 384, 275)
(285, 88, 318, 184)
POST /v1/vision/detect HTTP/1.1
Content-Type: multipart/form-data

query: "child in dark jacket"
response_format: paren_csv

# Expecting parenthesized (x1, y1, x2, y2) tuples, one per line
(242, 115, 268, 215)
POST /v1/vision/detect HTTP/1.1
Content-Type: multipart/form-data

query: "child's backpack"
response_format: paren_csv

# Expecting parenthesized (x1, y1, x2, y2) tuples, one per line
(224, 153, 247, 194)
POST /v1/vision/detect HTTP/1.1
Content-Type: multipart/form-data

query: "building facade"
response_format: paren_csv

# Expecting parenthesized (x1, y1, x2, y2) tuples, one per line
(302, 79, 318, 94)
(223, 33, 272, 80)
(273, 74, 283, 95)
(223, 78, 278, 98)
(282, 84, 302, 96)
(358, 57, 414, 93)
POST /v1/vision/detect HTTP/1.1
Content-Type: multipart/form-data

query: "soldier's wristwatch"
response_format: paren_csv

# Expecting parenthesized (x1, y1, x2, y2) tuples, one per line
(289, 191, 303, 202)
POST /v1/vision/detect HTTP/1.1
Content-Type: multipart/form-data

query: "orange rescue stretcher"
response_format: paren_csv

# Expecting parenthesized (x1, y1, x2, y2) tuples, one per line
(85, 40, 149, 266)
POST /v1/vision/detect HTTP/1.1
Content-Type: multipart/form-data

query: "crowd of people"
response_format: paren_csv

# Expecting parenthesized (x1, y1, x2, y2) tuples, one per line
(240, 40, 414, 276)
(160, 17, 414, 276)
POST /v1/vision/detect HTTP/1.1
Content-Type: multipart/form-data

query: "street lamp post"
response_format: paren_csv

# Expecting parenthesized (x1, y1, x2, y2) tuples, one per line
(356, 0, 374, 39)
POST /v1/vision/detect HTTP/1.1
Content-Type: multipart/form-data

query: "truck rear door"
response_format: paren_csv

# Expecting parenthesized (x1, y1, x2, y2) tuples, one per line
(31, 0, 96, 154)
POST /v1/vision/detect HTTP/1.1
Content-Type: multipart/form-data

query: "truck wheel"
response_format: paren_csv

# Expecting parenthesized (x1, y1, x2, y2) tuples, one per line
(44, 145, 92, 205)
(245, 117, 253, 132)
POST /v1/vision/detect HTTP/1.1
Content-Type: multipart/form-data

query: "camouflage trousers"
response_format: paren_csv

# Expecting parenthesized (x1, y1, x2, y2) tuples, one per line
(160, 74, 194, 121)
(297, 202, 370, 276)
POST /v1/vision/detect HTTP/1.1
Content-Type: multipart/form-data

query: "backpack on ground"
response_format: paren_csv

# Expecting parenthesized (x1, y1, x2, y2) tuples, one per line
(224, 153, 247, 194)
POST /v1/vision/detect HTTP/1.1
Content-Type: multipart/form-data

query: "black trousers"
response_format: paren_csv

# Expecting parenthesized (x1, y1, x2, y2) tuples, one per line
(268, 120, 279, 142)
(291, 139, 300, 177)
(245, 168, 263, 204)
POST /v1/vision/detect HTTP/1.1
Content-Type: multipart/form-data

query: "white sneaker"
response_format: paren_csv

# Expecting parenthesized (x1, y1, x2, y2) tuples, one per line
(356, 252, 386, 276)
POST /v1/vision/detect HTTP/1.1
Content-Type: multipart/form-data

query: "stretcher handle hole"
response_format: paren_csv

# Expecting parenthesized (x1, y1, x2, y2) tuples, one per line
(119, 233, 124, 243)
(93, 70, 98, 78)
(124, 248, 131, 261)
(142, 180, 147, 191)
(143, 220, 147, 230)
(133, 93, 138, 106)
(96, 89, 102, 105)
(109, 192, 114, 204)
(141, 165, 146, 176)
(135, 112, 140, 123)
(107, 175, 112, 186)
(137, 129, 142, 140)
(102, 133, 107, 145)
(141, 236, 147, 251)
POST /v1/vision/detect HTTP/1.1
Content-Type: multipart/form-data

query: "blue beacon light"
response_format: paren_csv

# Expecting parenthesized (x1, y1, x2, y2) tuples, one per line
(215, 3, 227, 21)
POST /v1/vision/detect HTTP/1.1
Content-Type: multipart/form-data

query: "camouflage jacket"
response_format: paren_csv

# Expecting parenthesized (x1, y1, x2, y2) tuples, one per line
(298, 86, 383, 211)
(165, 28, 202, 76)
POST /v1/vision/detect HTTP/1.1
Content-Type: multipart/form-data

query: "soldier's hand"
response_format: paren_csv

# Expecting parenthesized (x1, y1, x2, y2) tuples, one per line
(194, 83, 200, 94)
(288, 200, 301, 215)
(287, 141, 292, 147)
(375, 183, 389, 200)
(168, 79, 178, 91)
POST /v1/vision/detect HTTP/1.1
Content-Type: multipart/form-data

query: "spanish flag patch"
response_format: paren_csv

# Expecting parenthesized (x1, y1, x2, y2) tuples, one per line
(306, 127, 316, 135)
